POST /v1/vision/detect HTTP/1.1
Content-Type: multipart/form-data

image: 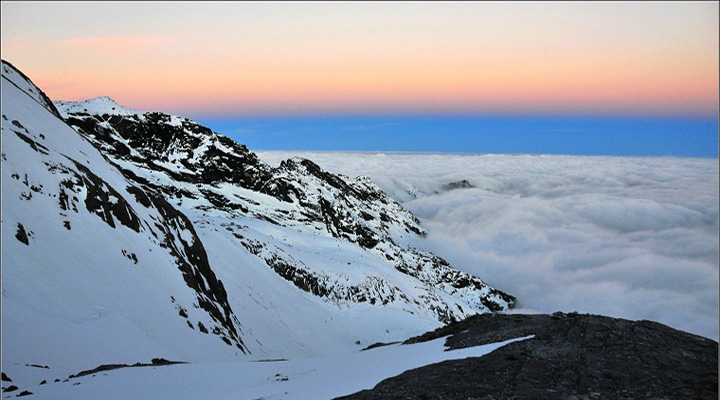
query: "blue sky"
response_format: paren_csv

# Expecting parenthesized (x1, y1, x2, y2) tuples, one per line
(194, 115, 719, 158)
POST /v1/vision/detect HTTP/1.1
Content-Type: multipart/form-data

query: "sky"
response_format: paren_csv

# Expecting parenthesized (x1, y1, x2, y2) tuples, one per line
(1, 1, 719, 156)
(196, 114, 719, 157)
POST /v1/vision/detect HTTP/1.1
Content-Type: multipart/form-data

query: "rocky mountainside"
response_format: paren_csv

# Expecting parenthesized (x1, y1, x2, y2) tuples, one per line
(2, 58, 513, 380)
(338, 312, 719, 400)
(52, 81, 515, 322)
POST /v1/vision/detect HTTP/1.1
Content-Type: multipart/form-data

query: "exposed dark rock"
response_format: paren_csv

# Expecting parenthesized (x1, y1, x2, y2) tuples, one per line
(16, 390, 33, 397)
(15, 223, 29, 245)
(273, 374, 289, 382)
(263, 252, 401, 306)
(121, 250, 138, 264)
(61, 109, 272, 192)
(361, 341, 400, 351)
(2, 385, 18, 393)
(442, 179, 474, 191)
(198, 189, 248, 212)
(265, 254, 331, 299)
(12, 130, 49, 155)
(337, 313, 719, 400)
(71, 161, 142, 232)
(125, 185, 152, 208)
(1, 373, 10, 382)
(150, 358, 177, 365)
(11, 119, 25, 130)
(146, 192, 246, 352)
(68, 359, 186, 379)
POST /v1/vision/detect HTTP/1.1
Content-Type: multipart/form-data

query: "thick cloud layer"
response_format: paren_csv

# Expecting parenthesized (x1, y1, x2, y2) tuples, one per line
(257, 151, 719, 340)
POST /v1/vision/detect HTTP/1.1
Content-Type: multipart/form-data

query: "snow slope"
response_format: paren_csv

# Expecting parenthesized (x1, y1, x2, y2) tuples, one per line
(2, 62, 252, 378)
(6, 335, 534, 400)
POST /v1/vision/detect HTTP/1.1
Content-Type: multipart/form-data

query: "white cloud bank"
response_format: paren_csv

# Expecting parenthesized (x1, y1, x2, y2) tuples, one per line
(258, 151, 719, 340)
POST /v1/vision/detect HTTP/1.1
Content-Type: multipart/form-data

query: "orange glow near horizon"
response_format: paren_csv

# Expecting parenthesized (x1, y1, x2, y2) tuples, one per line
(3, 2, 717, 117)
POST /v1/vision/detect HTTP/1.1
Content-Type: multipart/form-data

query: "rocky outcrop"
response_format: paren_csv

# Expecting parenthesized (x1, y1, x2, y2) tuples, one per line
(338, 312, 719, 400)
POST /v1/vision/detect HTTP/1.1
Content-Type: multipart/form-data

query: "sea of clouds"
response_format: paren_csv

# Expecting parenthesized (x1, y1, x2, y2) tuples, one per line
(257, 151, 719, 340)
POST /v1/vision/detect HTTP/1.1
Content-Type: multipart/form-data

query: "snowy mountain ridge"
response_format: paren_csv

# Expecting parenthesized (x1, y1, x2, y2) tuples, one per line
(52, 85, 515, 321)
(2, 58, 513, 381)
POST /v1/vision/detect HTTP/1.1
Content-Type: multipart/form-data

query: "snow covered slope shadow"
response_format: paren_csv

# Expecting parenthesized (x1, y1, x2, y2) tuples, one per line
(1, 61, 250, 378)
(2, 59, 513, 387)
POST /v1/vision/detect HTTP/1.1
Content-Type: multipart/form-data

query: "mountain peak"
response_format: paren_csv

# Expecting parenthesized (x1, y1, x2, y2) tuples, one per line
(54, 95, 142, 118)
(90, 95, 120, 104)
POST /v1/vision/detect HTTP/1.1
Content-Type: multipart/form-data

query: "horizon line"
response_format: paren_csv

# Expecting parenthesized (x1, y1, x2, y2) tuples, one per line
(250, 148, 720, 160)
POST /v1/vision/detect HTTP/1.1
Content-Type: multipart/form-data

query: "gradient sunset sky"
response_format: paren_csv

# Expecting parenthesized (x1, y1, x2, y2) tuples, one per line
(2, 1, 718, 117)
(1, 2, 718, 156)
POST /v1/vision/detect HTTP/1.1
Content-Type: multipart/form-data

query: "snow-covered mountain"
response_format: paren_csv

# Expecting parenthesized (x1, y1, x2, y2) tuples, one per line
(1, 59, 513, 381)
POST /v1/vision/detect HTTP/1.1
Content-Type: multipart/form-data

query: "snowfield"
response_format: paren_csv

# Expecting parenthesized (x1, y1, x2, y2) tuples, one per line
(6, 335, 534, 400)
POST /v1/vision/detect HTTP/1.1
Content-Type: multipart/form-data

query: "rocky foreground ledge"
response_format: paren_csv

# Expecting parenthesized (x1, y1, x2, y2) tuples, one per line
(337, 312, 718, 400)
